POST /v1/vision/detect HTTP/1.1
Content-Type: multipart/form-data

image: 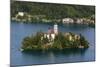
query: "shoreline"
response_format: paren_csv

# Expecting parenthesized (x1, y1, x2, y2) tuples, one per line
(11, 21, 95, 28)
(20, 47, 88, 52)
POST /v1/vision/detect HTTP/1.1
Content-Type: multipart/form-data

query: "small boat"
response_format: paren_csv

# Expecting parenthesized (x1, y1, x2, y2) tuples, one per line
(20, 48, 24, 51)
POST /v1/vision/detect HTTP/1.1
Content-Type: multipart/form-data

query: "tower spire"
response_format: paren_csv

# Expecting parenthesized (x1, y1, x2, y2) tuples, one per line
(54, 23, 58, 35)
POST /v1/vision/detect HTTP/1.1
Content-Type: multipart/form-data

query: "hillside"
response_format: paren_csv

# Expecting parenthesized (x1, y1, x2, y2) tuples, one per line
(11, 1, 95, 19)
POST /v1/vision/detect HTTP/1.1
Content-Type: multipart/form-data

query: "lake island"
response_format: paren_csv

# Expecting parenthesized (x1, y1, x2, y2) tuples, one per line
(21, 24, 89, 51)
(11, 1, 95, 66)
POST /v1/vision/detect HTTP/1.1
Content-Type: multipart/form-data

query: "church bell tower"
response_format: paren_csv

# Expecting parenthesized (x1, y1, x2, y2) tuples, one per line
(54, 23, 58, 35)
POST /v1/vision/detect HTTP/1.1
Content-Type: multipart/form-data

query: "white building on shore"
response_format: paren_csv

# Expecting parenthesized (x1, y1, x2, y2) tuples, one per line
(62, 18, 74, 24)
(18, 12, 24, 16)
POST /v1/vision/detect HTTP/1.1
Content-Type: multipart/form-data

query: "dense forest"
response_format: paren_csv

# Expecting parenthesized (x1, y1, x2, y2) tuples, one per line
(11, 1, 95, 19)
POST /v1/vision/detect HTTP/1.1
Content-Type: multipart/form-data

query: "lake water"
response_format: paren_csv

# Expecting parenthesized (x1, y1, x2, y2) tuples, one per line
(10, 22, 95, 66)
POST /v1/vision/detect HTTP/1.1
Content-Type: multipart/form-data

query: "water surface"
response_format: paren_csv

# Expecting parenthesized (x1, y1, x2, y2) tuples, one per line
(10, 22, 95, 66)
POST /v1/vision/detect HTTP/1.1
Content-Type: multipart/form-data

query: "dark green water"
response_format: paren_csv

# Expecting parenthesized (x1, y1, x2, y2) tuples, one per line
(10, 22, 95, 66)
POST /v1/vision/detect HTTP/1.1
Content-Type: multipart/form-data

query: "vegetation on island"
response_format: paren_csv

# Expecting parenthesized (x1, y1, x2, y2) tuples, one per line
(21, 32, 89, 51)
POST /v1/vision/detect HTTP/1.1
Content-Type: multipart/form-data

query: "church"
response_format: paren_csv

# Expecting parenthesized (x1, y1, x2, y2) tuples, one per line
(43, 24, 58, 41)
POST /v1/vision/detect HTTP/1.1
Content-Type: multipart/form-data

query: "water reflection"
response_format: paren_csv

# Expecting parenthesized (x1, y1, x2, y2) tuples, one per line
(22, 48, 87, 61)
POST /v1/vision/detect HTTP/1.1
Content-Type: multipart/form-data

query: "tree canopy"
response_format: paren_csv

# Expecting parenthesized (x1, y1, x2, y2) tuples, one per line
(11, 1, 95, 19)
